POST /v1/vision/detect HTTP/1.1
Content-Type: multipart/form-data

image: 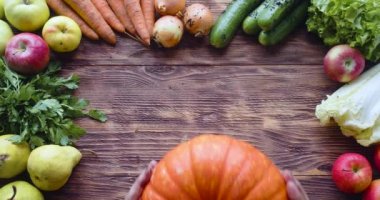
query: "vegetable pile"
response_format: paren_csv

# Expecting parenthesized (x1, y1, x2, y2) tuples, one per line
(307, 0, 380, 62)
(47, 0, 155, 45)
(152, 1, 214, 48)
(210, 0, 308, 48)
(0, 59, 106, 148)
(316, 62, 380, 147)
(47, 0, 214, 48)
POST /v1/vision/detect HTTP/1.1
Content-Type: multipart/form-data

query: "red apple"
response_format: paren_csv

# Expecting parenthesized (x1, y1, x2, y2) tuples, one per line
(332, 153, 372, 194)
(4, 33, 50, 75)
(323, 44, 365, 83)
(363, 179, 380, 200)
(374, 145, 380, 172)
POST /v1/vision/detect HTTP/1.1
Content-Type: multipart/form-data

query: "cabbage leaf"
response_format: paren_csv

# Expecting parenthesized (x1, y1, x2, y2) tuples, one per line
(316, 63, 380, 146)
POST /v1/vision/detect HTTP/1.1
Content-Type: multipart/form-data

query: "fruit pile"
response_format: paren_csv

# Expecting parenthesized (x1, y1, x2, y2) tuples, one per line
(0, 135, 81, 199)
(332, 149, 380, 199)
(0, 1, 107, 199)
(1, 1, 82, 67)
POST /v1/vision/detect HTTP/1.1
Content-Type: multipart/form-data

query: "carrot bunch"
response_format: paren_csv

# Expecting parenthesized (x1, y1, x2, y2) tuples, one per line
(46, 0, 155, 46)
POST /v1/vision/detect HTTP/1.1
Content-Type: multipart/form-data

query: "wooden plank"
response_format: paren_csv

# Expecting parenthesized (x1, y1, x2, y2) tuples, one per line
(63, 28, 327, 66)
(42, 175, 363, 200)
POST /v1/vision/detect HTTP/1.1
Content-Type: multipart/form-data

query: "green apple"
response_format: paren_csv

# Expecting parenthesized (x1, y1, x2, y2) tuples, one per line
(0, 0, 4, 19)
(0, 19, 13, 55)
(4, 0, 50, 31)
(42, 16, 82, 52)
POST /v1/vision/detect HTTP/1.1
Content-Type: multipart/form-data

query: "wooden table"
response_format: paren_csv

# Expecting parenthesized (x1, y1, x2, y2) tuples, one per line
(1, 0, 375, 199)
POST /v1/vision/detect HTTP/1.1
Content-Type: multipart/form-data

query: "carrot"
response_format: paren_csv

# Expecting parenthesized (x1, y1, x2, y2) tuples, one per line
(107, 0, 137, 35)
(46, 0, 99, 40)
(91, 0, 125, 33)
(140, 0, 155, 36)
(63, 0, 117, 45)
(124, 0, 151, 46)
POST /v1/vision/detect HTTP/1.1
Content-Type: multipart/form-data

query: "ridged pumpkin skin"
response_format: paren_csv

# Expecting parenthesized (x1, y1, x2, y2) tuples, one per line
(142, 134, 288, 200)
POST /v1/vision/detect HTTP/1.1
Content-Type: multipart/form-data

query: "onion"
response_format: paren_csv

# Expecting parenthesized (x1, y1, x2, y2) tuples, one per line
(155, 0, 186, 16)
(153, 16, 184, 48)
(183, 3, 214, 37)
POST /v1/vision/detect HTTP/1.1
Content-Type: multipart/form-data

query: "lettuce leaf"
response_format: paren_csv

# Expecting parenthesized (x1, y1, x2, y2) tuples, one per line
(306, 0, 380, 62)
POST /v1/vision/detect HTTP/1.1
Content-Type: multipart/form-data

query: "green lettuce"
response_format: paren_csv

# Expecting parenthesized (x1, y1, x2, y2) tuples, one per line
(306, 0, 380, 62)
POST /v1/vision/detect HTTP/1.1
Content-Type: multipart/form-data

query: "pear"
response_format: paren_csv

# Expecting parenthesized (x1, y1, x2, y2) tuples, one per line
(27, 145, 82, 191)
(0, 181, 44, 200)
(0, 134, 31, 178)
(0, 0, 4, 19)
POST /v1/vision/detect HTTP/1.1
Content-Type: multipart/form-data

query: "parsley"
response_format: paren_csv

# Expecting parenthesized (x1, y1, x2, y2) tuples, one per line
(0, 58, 107, 148)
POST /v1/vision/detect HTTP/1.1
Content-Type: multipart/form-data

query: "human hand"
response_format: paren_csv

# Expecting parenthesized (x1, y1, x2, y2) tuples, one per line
(125, 161, 310, 200)
(282, 170, 309, 200)
(125, 160, 157, 200)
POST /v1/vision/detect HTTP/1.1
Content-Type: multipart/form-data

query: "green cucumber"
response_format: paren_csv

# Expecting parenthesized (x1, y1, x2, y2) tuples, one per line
(258, 1, 309, 46)
(210, 0, 262, 48)
(242, 0, 273, 35)
(257, 0, 299, 31)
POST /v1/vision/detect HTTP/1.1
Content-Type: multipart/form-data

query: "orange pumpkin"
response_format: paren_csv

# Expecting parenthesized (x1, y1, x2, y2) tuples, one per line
(142, 134, 288, 200)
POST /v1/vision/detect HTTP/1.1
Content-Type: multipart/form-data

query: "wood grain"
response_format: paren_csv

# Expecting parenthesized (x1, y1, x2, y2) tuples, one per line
(0, 0, 375, 199)
(43, 64, 374, 199)
(61, 28, 327, 66)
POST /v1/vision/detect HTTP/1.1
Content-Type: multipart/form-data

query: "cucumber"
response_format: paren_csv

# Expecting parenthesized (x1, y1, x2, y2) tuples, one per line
(242, 0, 273, 35)
(210, 0, 262, 48)
(257, 0, 299, 31)
(258, 1, 309, 46)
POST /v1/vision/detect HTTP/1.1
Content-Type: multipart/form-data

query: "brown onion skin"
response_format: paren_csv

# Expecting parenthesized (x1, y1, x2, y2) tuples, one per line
(153, 16, 184, 48)
(183, 3, 214, 37)
(155, 0, 186, 16)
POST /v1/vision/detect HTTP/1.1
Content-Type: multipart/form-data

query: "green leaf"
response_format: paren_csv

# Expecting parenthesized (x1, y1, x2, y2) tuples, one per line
(60, 135, 70, 146)
(4, 69, 20, 90)
(87, 110, 108, 122)
(30, 99, 63, 117)
(307, 0, 380, 62)
(62, 75, 80, 89)
(61, 98, 89, 118)
(43, 61, 61, 75)
(8, 135, 23, 144)
(18, 85, 35, 101)
(65, 122, 86, 138)
(69, 98, 89, 110)
(30, 136, 45, 147)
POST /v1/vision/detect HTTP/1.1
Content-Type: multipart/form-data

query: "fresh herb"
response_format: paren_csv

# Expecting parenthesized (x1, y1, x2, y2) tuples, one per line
(0, 58, 107, 148)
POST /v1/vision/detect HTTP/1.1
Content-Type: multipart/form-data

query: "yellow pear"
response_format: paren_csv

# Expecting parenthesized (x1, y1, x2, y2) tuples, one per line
(27, 145, 82, 191)
(0, 0, 4, 19)
(0, 181, 44, 200)
(0, 134, 31, 178)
